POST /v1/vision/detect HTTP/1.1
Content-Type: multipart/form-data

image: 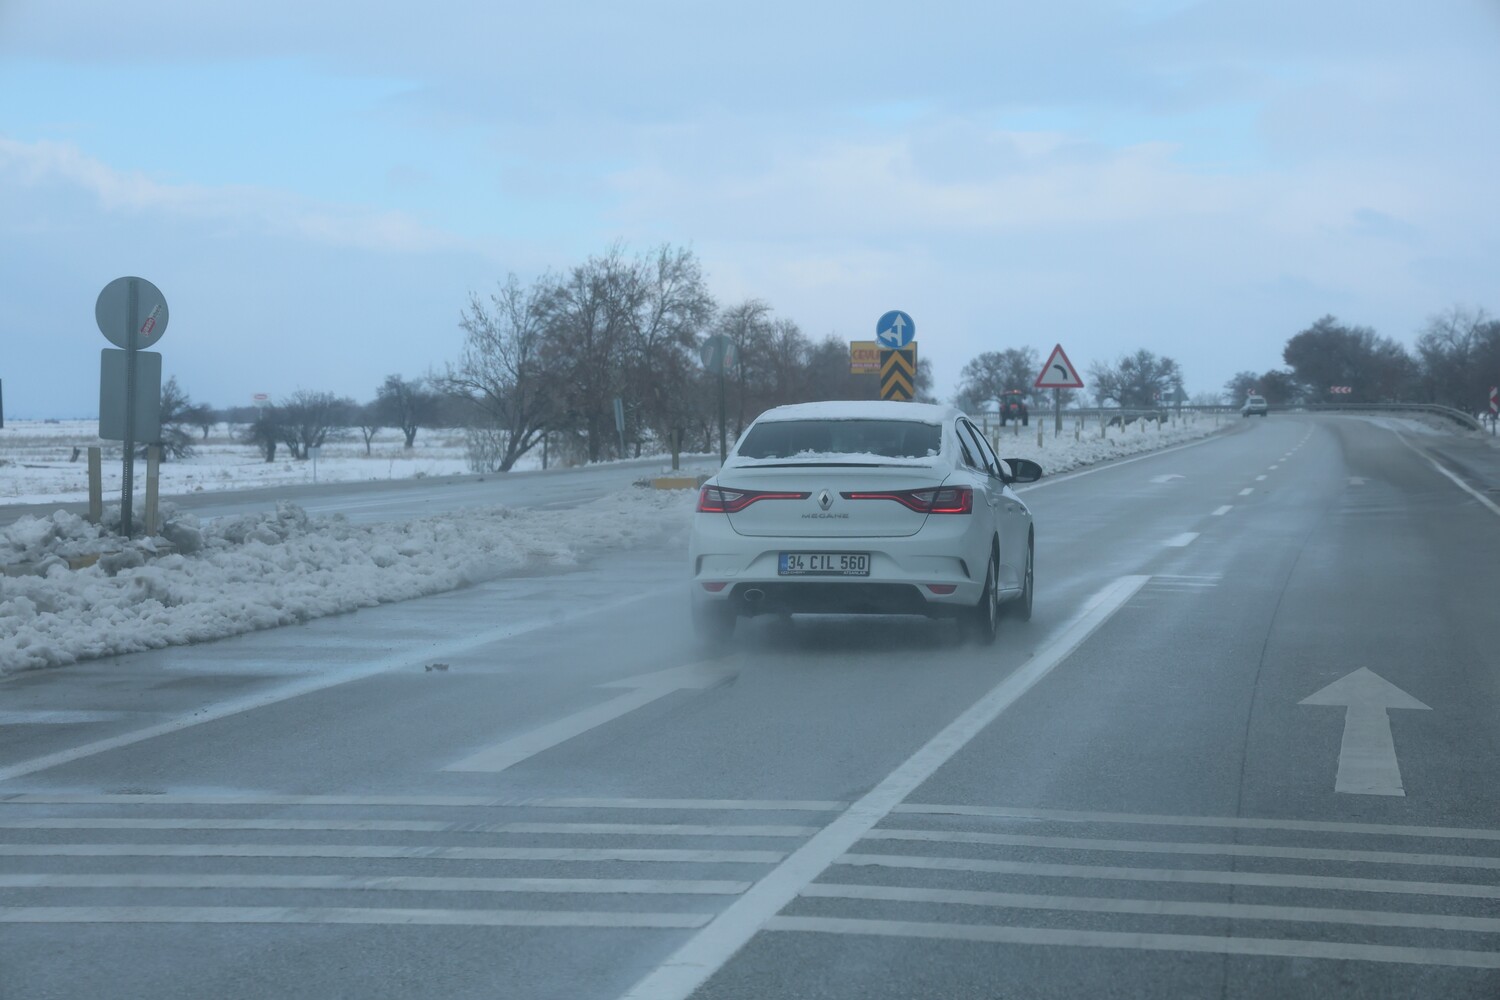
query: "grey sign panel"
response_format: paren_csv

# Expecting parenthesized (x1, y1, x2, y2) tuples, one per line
(96, 276, 169, 350)
(99, 349, 162, 442)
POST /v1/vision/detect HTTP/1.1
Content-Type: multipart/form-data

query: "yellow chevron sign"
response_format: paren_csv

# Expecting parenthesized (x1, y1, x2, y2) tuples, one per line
(879, 345, 917, 401)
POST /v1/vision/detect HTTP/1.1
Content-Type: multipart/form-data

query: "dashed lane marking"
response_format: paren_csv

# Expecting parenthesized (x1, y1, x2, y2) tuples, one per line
(1164, 533, 1199, 547)
(1211, 505, 1232, 516)
(1239, 488, 1254, 496)
(0, 589, 675, 784)
(615, 575, 1150, 1000)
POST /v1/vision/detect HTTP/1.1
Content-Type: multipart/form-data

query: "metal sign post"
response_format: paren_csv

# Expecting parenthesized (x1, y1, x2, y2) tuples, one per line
(700, 335, 737, 463)
(95, 276, 169, 538)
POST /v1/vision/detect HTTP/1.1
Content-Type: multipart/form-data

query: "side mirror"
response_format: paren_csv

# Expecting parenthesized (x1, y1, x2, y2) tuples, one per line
(1002, 458, 1043, 484)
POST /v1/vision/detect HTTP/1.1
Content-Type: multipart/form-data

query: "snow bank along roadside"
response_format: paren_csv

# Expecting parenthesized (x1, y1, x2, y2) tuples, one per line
(0, 490, 695, 674)
(980, 412, 1225, 475)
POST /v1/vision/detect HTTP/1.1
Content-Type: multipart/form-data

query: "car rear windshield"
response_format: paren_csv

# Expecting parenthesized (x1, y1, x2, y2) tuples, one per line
(736, 419, 942, 461)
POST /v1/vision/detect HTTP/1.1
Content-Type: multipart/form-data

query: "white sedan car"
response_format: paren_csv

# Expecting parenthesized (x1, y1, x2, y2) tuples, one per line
(689, 400, 1040, 644)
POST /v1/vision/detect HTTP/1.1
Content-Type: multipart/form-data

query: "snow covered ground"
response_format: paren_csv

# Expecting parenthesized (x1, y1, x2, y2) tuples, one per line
(978, 410, 1228, 474)
(0, 490, 696, 673)
(0, 421, 528, 504)
(0, 412, 1230, 674)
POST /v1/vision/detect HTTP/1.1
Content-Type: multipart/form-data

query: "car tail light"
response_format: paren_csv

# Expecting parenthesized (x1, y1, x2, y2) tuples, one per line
(926, 584, 957, 594)
(697, 486, 811, 513)
(840, 486, 973, 514)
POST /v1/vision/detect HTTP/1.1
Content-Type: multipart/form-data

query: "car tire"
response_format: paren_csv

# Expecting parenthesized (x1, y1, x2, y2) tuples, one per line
(692, 602, 736, 646)
(1009, 534, 1034, 622)
(963, 548, 1000, 645)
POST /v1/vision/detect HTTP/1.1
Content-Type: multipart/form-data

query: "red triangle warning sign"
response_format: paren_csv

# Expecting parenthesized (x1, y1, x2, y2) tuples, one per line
(1034, 344, 1084, 389)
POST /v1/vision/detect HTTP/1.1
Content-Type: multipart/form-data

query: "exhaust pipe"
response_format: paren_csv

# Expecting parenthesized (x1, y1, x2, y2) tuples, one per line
(744, 589, 765, 603)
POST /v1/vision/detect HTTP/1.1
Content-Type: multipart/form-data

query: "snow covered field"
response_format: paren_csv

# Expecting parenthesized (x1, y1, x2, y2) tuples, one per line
(0, 421, 526, 504)
(0, 411, 1229, 674)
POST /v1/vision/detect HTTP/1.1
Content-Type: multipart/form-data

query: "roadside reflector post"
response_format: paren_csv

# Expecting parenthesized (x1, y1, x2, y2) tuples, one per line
(1037, 428, 1043, 448)
(144, 445, 160, 537)
(87, 447, 103, 524)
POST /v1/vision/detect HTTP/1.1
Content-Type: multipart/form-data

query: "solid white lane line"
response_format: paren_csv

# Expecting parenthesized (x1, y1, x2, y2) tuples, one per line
(1239, 488, 1254, 496)
(863, 828, 1500, 870)
(1211, 505, 1232, 516)
(1164, 533, 1199, 547)
(0, 874, 750, 895)
(0, 907, 711, 929)
(1017, 436, 1227, 493)
(617, 575, 1149, 1000)
(838, 854, 1500, 900)
(893, 803, 1500, 842)
(801, 883, 1500, 934)
(764, 916, 1500, 969)
(1390, 432, 1500, 518)
(0, 844, 785, 863)
(0, 818, 816, 837)
(0, 794, 846, 811)
(0, 588, 673, 784)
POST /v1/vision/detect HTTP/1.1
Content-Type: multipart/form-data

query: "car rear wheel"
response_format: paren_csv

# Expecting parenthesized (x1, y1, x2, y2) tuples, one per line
(1009, 535, 1034, 622)
(692, 602, 736, 646)
(963, 549, 1000, 645)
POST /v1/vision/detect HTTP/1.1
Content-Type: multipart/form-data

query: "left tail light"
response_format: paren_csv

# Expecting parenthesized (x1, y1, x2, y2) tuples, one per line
(697, 486, 811, 513)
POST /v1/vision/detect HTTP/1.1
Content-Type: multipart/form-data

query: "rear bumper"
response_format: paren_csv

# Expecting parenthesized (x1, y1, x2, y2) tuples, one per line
(688, 512, 994, 615)
(725, 581, 943, 617)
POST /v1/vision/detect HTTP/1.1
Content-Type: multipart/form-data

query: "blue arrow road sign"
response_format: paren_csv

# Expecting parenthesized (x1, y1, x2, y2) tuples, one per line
(876, 310, 915, 348)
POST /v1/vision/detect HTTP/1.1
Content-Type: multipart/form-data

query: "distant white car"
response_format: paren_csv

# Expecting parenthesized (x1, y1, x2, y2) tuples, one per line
(689, 400, 1040, 645)
(1242, 395, 1268, 417)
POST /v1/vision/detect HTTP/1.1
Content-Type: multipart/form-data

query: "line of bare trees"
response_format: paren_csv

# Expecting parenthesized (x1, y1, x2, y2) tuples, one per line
(1228, 308, 1500, 410)
(446, 242, 934, 473)
(234, 376, 451, 463)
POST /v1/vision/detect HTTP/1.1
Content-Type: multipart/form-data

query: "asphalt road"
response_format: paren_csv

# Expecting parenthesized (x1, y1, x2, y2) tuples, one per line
(1, 415, 1498, 999)
(0, 454, 713, 527)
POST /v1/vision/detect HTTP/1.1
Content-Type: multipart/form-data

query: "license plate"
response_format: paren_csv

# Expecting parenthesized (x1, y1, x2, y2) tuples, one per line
(778, 552, 870, 577)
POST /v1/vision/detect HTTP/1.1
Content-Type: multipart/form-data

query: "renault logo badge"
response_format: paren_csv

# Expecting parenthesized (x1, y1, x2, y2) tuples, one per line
(818, 490, 833, 511)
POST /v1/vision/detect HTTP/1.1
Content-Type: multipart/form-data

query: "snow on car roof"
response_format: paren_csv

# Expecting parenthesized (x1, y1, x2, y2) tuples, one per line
(752, 400, 958, 423)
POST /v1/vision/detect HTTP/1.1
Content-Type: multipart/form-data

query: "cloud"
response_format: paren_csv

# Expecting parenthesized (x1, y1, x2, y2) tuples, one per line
(0, 136, 466, 255)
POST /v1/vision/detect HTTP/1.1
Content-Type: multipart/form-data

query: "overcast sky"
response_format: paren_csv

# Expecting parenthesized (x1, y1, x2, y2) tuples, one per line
(2, 0, 1497, 418)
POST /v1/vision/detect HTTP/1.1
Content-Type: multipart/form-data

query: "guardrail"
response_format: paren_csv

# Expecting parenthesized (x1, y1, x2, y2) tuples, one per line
(1285, 402, 1484, 432)
(975, 402, 1487, 432)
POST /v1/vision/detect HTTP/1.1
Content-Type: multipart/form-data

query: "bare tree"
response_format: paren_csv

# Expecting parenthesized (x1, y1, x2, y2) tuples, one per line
(353, 401, 382, 456)
(153, 376, 208, 461)
(375, 375, 438, 449)
(240, 408, 279, 462)
(277, 390, 353, 460)
(1415, 306, 1499, 410)
(446, 274, 556, 473)
(1089, 350, 1183, 409)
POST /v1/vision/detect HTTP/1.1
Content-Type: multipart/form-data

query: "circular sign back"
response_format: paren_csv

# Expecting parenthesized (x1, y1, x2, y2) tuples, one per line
(96, 276, 169, 349)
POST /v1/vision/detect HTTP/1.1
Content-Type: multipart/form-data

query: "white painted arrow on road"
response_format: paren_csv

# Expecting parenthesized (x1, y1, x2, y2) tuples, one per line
(446, 661, 734, 773)
(1150, 474, 1185, 484)
(1299, 668, 1429, 796)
